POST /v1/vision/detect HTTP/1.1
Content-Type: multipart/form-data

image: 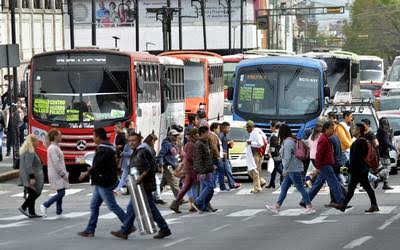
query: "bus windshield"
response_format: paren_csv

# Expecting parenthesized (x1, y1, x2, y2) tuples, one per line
(224, 62, 238, 88)
(388, 63, 400, 81)
(236, 65, 321, 118)
(184, 62, 205, 98)
(360, 70, 384, 82)
(32, 69, 129, 123)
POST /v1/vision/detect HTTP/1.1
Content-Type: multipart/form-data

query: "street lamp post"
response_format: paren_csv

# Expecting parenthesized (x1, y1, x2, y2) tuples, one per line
(91, 0, 96, 46)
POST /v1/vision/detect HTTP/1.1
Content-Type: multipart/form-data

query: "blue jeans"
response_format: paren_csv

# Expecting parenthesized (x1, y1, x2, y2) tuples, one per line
(85, 186, 127, 233)
(308, 165, 345, 204)
(277, 172, 311, 206)
(43, 188, 65, 215)
(269, 160, 283, 186)
(121, 191, 169, 234)
(195, 174, 215, 211)
(218, 159, 236, 190)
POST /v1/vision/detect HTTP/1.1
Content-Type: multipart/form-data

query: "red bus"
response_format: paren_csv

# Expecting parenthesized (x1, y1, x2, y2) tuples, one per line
(28, 49, 162, 178)
(159, 51, 224, 124)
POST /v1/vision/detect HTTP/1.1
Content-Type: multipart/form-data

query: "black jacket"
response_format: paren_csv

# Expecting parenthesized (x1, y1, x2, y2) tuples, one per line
(130, 143, 156, 192)
(349, 137, 369, 175)
(377, 128, 397, 158)
(90, 142, 118, 188)
(194, 139, 214, 174)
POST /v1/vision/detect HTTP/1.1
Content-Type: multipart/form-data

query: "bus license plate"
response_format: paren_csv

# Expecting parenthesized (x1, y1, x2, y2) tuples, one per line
(75, 157, 85, 164)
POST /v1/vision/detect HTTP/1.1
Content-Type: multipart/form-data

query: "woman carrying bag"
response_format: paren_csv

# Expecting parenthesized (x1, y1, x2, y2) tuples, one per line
(40, 129, 69, 218)
(19, 134, 44, 218)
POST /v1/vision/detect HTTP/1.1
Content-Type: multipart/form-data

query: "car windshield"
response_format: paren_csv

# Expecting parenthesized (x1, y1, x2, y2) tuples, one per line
(229, 127, 248, 142)
(236, 64, 321, 117)
(336, 113, 378, 133)
(387, 63, 400, 81)
(386, 117, 400, 133)
(224, 62, 238, 88)
(184, 62, 205, 98)
(379, 98, 400, 111)
(360, 70, 384, 82)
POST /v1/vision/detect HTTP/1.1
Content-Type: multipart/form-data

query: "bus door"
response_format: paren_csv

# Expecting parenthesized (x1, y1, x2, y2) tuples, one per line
(183, 60, 206, 122)
(207, 64, 224, 121)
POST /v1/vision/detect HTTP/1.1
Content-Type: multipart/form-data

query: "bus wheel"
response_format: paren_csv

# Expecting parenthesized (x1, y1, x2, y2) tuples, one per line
(67, 166, 82, 184)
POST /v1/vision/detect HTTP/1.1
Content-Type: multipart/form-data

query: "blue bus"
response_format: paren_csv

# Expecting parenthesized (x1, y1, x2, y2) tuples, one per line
(227, 57, 330, 138)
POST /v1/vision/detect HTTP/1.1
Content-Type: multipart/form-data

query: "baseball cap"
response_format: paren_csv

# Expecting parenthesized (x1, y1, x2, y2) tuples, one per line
(169, 129, 180, 136)
(245, 120, 255, 128)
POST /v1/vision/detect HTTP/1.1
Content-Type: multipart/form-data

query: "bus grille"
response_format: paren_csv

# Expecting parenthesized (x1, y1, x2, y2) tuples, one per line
(257, 124, 303, 138)
(59, 133, 112, 154)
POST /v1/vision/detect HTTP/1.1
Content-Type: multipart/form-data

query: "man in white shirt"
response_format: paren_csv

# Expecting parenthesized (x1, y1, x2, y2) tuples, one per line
(246, 120, 268, 193)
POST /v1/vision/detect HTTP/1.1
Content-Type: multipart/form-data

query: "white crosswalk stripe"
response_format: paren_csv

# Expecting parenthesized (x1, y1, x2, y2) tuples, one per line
(11, 190, 49, 197)
(272, 187, 296, 195)
(44, 212, 90, 220)
(48, 189, 83, 197)
(227, 209, 264, 217)
(98, 212, 117, 219)
(0, 191, 10, 195)
(274, 208, 305, 216)
(384, 185, 400, 194)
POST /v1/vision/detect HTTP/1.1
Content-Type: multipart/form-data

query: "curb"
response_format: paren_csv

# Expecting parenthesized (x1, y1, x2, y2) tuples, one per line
(0, 170, 19, 182)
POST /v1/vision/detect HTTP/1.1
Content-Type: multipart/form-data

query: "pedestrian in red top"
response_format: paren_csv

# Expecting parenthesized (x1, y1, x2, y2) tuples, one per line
(312, 120, 345, 205)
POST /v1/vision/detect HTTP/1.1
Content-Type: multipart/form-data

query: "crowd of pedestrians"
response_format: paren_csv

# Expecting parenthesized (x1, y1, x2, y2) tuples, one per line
(14, 108, 400, 240)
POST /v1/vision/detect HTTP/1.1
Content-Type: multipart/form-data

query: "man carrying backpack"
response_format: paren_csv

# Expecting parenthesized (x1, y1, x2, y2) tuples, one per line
(246, 120, 268, 193)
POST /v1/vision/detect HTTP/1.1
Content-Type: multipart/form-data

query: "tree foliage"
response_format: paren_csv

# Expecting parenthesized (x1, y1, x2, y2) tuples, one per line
(343, 0, 400, 64)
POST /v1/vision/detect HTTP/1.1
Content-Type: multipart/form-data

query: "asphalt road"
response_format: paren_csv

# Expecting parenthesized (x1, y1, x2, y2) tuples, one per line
(1, 175, 400, 250)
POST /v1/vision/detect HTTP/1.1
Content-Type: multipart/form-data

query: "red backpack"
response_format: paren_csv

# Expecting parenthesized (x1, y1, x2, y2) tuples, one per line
(365, 143, 379, 169)
(257, 135, 268, 157)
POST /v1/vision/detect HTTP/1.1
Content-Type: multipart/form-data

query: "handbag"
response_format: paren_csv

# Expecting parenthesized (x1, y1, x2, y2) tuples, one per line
(267, 158, 275, 173)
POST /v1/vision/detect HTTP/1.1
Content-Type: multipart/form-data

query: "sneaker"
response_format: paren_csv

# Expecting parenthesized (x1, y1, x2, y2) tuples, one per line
(78, 231, 95, 238)
(219, 189, 230, 192)
(155, 199, 167, 205)
(18, 207, 30, 217)
(28, 214, 42, 218)
(40, 204, 47, 217)
(265, 204, 279, 214)
(110, 230, 128, 240)
(153, 228, 172, 239)
(302, 207, 316, 215)
(207, 203, 218, 212)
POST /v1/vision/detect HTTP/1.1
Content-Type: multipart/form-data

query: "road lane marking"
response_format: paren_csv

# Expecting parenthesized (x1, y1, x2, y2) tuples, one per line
(11, 190, 49, 197)
(236, 188, 253, 195)
(0, 215, 27, 221)
(321, 207, 354, 216)
(343, 236, 373, 249)
(366, 206, 396, 215)
(0, 221, 30, 229)
(44, 212, 90, 220)
(46, 223, 82, 235)
(242, 215, 257, 222)
(48, 189, 83, 197)
(0, 191, 10, 195)
(378, 213, 400, 230)
(160, 210, 175, 217)
(99, 213, 116, 219)
(296, 216, 336, 224)
(165, 218, 182, 225)
(227, 209, 264, 217)
(272, 187, 295, 195)
(211, 224, 231, 232)
(163, 237, 192, 248)
(274, 209, 304, 217)
(384, 186, 400, 194)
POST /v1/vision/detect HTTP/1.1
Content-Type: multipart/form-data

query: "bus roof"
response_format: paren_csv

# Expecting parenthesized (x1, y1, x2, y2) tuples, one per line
(302, 50, 360, 62)
(246, 49, 295, 56)
(31, 48, 160, 63)
(359, 55, 384, 61)
(236, 56, 327, 70)
(159, 51, 223, 64)
(223, 53, 265, 63)
(158, 56, 184, 66)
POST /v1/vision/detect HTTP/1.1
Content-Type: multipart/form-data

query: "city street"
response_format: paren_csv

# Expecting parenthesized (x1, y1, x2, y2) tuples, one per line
(1, 176, 400, 250)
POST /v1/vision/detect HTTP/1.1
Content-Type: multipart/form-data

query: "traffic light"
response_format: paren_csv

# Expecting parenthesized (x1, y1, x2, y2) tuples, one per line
(325, 7, 344, 14)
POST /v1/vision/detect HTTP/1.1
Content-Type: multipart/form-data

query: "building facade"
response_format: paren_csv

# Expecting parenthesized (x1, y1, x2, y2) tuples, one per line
(0, 0, 64, 93)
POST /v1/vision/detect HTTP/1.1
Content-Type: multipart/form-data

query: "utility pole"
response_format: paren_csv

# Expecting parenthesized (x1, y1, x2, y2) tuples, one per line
(135, 0, 139, 51)
(67, 0, 75, 49)
(147, 6, 179, 51)
(219, 0, 232, 54)
(91, 0, 96, 46)
(9, 0, 19, 168)
(240, 0, 244, 52)
(200, 0, 207, 50)
(178, 0, 183, 50)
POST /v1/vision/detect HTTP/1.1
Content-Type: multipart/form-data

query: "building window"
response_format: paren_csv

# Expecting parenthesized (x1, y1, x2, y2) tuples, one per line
(34, 0, 41, 9)
(22, 0, 30, 8)
(45, 0, 52, 9)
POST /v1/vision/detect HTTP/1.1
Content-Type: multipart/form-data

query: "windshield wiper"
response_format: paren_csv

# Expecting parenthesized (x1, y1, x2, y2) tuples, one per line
(256, 66, 273, 90)
(284, 67, 302, 91)
(103, 68, 125, 93)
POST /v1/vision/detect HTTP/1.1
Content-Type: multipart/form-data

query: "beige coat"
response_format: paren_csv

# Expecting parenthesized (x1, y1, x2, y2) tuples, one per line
(47, 143, 69, 190)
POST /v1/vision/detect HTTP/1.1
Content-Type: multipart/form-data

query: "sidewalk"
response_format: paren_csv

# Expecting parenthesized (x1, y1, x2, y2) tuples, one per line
(0, 146, 18, 182)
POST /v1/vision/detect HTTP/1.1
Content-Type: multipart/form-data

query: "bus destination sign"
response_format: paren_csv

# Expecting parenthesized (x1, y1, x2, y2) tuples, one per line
(56, 56, 107, 65)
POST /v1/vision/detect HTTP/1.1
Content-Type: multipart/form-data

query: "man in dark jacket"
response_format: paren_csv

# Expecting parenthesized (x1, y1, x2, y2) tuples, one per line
(192, 126, 215, 212)
(111, 132, 171, 240)
(78, 128, 127, 238)
(157, 129, 180, 198)
(336, 124, 379, 213)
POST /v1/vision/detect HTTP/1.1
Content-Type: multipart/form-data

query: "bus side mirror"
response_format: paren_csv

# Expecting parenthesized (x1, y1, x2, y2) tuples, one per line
(324, 86, 330, 98)
(227, 87, 234, 101)
(135, 72, 144, 94)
